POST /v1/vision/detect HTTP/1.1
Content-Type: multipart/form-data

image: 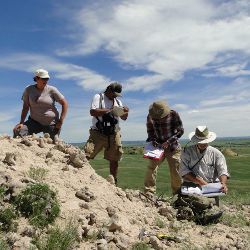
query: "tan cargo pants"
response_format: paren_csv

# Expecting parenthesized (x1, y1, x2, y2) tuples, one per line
(144, 147, 182, 194)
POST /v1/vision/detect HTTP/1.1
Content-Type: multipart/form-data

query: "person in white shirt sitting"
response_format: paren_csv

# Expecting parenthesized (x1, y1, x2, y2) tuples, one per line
(173, 126, 229, 225)
(180, 125, 229, 193)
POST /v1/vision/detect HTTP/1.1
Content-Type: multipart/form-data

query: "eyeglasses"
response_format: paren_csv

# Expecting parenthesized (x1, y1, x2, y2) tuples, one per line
(41, 78, 49, 81)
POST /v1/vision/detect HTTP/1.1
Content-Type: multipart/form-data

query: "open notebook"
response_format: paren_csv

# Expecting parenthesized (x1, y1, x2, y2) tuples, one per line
(181, 182, 225, 197)
(143, 142, 164, 160)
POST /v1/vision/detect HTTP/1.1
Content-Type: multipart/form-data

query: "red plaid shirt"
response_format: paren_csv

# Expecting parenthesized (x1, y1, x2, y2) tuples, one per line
(146, 110, 184, 152)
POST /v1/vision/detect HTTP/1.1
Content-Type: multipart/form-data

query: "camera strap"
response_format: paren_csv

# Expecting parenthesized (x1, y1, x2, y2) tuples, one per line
(95, 93, 120, 148)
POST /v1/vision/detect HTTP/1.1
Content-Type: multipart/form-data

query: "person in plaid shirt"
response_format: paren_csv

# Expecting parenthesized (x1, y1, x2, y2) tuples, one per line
(144, 101, 184, 195)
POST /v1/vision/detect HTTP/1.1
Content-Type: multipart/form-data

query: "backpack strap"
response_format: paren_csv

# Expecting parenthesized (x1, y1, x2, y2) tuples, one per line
(99, 93, 104, 109)
(115, 98, 121, 107)
(95, 93, 103, 126)
(188, 154, 205, 171)
(182, 144, 205, 171)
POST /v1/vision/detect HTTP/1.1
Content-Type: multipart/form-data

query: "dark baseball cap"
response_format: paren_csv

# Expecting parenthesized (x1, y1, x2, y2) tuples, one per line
(108, 82, 122, 97)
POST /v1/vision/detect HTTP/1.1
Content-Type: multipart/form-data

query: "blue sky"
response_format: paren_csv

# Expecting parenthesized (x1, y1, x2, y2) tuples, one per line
(0, 0, 250, 142)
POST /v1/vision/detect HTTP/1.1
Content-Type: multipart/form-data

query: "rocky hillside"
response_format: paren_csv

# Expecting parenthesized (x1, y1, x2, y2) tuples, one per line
(0, 135, 249, 249)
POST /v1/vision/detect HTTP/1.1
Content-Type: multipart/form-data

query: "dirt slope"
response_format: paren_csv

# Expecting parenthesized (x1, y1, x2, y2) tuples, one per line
(0, 135, 249, 249)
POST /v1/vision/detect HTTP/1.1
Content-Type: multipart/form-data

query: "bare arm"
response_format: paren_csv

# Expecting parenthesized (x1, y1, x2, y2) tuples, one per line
(56, 98, 68, 129)
(13, 102, 29, 131)
(20, 102, 29, 124)
(90, 108, 111, 117)
(183, 173, 208, 186)
(219, 174, 228, 193)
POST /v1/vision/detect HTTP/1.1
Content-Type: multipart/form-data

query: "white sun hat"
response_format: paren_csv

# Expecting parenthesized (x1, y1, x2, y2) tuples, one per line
(188, 126, 216, 144)
(34, 69, 50, 79)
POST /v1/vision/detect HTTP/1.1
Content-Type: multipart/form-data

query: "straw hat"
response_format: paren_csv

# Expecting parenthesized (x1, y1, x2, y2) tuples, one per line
(189, 126, 216, 144)
(149, 101, 171, 119)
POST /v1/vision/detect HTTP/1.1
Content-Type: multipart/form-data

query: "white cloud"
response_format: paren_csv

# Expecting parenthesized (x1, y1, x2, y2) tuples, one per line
(0, 111, 19, 136)
(56, 0, 250, 91)
(201, 96, 236, 107)
(0, 113, 14, 123)
(0, 53, 110, 91)
(125, 74, 167, 92)
(199, 77, 250, 107)
(60, 104, 91, 142)
(173, 104, 189, 111)
(216, 63, 250, 77)
(203, 62, 250, 77)
(180, 103, 250, 138)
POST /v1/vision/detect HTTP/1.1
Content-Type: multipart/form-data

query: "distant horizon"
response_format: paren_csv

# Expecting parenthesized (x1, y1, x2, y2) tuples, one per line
(70, 135, 250, 145)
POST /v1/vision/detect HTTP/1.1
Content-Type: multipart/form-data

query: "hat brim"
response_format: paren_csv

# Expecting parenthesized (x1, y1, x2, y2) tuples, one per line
(36, 74, 50, 79)
(188, 131, 216, 144)
(114, 92, 122, 97)
(149, 105, 170, 119)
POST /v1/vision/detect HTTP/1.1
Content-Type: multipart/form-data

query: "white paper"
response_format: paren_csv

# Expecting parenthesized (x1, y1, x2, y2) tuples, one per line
(181, 182, 225, 197)
(201, 183, 225, 197)
(201, 183, 222, 194)
(181, 186, 202, 196)
(143, 142, 164, 160)
(111, 106, 126, 117)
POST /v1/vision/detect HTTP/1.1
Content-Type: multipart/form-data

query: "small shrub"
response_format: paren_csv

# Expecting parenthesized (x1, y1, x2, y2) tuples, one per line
(155, 217, 166, 228)
(0, 186, 7, 200)
(28, 167, 48, 182)
(222, 212, 249, 227)
(14, 183, 60, 228)
(132, 242, 150, 250)
(0, 207, 17, 232)
(85, 230, 99, 241)
(221, 190, 250, 206)
(33, 219, 79, 250)
(123, 146, 144, 155)
(0, 235, 10, 250)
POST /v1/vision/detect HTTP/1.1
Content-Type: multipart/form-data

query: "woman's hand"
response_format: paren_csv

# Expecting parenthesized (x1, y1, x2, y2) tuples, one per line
(55, 120, 63, 129)
(13, 123, 23, 132)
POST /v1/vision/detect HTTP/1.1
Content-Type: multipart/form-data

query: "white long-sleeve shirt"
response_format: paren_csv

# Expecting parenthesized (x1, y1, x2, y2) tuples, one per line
(180, 145, 229, 183)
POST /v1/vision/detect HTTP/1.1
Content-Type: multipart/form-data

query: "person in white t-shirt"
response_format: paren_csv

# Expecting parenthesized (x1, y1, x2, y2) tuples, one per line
(84, 82, 129, 185)
(13, 69, 68, 140)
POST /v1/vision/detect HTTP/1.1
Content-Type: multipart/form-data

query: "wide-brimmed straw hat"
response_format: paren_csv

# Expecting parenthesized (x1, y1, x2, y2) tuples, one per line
(149, 101, 171, 119)
(189, 126, 216, 144)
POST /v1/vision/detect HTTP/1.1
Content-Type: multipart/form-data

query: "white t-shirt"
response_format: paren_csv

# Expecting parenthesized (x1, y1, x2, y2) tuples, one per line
(90, 93, 123, 130)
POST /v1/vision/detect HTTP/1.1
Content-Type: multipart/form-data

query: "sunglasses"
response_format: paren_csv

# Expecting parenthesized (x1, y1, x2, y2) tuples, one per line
(40, 78, 49, 81)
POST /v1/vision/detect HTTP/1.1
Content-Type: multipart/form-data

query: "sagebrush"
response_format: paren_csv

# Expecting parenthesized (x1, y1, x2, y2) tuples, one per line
(14, 183, 60, 228)
(33, 219, 79, 250)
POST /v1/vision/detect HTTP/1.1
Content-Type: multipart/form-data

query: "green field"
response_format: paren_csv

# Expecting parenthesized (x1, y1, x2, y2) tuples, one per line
(87, 139, 250, 205)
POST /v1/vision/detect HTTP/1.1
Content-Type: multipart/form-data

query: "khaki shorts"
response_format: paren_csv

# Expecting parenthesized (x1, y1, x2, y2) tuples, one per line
(84, 129, 123, 161)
